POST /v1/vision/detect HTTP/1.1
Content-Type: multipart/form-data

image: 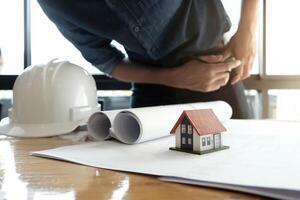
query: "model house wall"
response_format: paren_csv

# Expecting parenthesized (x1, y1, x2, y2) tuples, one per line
(193, 127, 201, 152)
(200, 134, 214, 151)
(175, 125, 181, 149)
(174, 125, 223, 152)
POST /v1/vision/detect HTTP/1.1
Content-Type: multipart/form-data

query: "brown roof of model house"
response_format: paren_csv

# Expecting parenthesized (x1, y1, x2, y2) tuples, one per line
(170, 109, 227, 135)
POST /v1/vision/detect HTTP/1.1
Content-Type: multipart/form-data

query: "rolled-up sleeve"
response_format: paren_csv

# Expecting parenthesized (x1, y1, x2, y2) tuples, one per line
(37, 0, 125, 75)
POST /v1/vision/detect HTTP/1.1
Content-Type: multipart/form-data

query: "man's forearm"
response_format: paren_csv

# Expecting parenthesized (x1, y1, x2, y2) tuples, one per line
(239, 0, 259, 32)
(111, 59, 169, 85)
(111, 57, 242, 92)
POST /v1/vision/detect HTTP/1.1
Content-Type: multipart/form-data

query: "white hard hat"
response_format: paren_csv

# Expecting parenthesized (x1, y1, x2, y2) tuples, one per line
(0, 59, 100, 137)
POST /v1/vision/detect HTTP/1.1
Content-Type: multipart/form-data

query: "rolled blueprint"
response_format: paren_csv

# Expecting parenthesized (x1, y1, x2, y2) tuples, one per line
(88, 109, 119, 140)
(88, 101, 232, 144)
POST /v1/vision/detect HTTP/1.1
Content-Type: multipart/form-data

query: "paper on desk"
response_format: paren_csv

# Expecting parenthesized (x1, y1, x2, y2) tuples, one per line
(88, 101, 232, 144)
(33, 120, 300, 199)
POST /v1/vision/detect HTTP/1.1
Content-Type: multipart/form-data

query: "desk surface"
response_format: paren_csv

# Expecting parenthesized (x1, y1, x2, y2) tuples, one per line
(0, 136, 263, 200)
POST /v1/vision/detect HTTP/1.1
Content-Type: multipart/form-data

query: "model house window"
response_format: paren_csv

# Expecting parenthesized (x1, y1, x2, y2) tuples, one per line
(181, 124, 186, 134)
(187, 125, 192, 134)
(202, 138, 206, 146)
(188, 138, 192, 145)
(182, 137, 186, 144)
(207, 137, 211, 145)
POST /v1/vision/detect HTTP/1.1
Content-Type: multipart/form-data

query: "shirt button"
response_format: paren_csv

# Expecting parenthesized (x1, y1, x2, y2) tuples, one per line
(133, 26, 140, 32)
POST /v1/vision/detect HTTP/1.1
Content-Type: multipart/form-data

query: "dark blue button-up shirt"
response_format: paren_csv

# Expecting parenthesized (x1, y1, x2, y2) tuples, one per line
(37, 0, 231, 75)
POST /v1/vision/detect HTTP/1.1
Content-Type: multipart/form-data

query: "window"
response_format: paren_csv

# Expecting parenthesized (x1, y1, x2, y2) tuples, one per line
(188, 138, 192, 145)
(187, 125, 192, 134)
(31, 1, 127, 74)
(268, 90, 300, 120)
(266, 0, 300, 75)
(181, 124, 186, 134)
(207, 137, 211, 145)
(0, 0, 130, 90)
(202, 138, 206, 146)
(0, 0, 24, 74)
(182, 137, 186, 145)
(31, 1, 101, 74)
(243, 0, 300, 120)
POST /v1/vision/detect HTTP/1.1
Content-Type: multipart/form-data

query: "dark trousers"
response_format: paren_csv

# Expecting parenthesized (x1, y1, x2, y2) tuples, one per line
(130, 81, 253, 119)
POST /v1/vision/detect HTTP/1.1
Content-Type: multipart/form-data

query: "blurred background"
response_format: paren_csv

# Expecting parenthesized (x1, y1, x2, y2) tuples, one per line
(0, 0, 299, 120)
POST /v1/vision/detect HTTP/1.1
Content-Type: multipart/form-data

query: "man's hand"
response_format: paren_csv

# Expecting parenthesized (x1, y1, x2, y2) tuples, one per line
(201, 0, 259, 85)
(201, 28, 257, 85)
(165, 58, 241, 92)
(223, 28, 257, 84)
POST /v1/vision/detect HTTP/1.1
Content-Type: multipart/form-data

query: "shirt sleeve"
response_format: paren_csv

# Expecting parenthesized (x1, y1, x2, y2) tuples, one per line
(56, 23, 125, 76)
(37, 1, 125, 75)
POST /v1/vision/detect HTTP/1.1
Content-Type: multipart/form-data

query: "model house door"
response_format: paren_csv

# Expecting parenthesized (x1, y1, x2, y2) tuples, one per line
(214, 133, 221, 149)
(181, 117, 193, 151)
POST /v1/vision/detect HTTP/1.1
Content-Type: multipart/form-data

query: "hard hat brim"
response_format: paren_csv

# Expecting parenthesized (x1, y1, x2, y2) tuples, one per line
(0, 117, 82, 138)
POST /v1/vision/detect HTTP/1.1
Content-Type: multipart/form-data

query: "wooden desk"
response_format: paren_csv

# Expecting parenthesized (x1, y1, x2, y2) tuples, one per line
(0, 136, 263, 200)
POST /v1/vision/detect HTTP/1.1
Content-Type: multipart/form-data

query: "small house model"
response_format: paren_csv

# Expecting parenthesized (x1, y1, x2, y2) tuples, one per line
(170, 109, 229, 155)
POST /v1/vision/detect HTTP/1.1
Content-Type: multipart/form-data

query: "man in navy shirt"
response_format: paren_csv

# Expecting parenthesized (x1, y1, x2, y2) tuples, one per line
(37, 0, 259, 119)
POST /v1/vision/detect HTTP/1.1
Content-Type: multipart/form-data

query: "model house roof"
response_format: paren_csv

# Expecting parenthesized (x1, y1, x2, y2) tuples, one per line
(170, 109, 226, 135)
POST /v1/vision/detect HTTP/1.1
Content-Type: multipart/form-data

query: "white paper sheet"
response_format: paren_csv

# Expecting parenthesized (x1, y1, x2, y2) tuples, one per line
(88, 101, 232, 144)
(33, 120, 300, 199)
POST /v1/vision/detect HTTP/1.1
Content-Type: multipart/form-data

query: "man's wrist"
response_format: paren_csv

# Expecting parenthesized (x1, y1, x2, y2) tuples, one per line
(155, 67, 173, 87)
(112, 59, 179, 87)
